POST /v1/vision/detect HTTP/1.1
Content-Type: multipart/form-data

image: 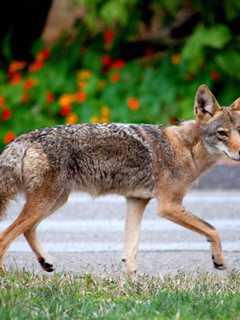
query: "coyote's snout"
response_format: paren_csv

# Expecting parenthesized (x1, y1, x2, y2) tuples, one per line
(0, 84, 240, 274)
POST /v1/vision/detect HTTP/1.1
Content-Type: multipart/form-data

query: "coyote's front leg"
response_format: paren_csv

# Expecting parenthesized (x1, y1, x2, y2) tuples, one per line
(158, 198, 225, 270)
(122, 197, 149, 275)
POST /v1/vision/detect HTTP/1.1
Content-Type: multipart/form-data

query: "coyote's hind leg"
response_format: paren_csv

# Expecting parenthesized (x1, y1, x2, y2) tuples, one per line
(24, 191, 69, 272)
(24, 224, 54, 272)
(0, 189, 67, 272)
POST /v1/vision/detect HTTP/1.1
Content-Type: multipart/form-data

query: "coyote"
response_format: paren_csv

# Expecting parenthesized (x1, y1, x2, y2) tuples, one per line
(0, 84, 240, 274)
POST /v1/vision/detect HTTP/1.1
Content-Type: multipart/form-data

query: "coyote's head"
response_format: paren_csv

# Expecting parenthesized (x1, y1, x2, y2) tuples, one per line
(195, 84, 240, 161)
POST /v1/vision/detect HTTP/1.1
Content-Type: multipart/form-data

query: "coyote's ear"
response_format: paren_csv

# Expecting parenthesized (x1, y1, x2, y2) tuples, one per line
(194, 84, 221, 122)
(230, 97, 240, 111)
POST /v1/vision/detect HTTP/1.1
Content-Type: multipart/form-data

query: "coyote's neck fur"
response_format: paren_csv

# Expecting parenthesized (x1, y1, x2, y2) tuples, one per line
(145, 120, 219, 198)
(172, 120, 219, 175)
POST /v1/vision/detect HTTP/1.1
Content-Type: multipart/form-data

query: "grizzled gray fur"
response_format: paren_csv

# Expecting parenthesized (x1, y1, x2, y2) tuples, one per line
(0, 123, 174, 201)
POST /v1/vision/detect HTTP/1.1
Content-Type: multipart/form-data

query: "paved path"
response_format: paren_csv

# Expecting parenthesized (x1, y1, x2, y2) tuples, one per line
(2, 191, 240, 275)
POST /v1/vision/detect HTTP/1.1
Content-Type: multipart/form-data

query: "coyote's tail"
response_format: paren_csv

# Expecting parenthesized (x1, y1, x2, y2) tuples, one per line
(0, 140, 26, 219)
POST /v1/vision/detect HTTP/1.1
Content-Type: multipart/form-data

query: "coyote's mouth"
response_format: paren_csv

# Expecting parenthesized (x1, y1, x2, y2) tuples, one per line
(223, 151, 240, 161)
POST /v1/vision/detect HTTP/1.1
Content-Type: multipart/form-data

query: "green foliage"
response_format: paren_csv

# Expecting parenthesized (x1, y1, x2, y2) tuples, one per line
(223, 0, 240, 20)
(182, 24, 231, 72)
(215, 50, 240, 78)
(73, 0, 139, 30)
(1, 0, 240, 149)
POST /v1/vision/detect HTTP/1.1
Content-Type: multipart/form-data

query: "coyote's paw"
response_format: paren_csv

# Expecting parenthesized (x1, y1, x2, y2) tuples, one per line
(121, 258, 137, 279)
(38, 257, 55, 272)
(212, 255, 226, 270)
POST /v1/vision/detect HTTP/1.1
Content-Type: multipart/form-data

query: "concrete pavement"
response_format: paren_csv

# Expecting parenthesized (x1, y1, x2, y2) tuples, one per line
(1, 190, 240, 275)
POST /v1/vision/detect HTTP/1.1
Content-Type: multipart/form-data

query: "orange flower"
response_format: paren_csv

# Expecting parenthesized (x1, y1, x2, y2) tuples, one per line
(59, 94, 75, 107)
(28, 61, 43, 72)
(75, 92, 86, 103)
(21, 93, 30, 104)
(9, 72, 21, 84)
(0, 96, 5, 107)
(66, 113, 79, 124)
(1, 108, 11, 120)
(101, 106, 111, 117)
(110, 73, 120, 83)
(60, 104, 72, 116)
(36, 48, 51, 62)
(102, 55, 112, 66)
(23, 79, 38, 90)
(9, 61, 26, 73)
(127, 97, 140, 111)
(171, 53, 181, 65)
(78, 81, 86, 90)
(100, 115, 110, 123)
(103, 30, 115, 44)
(4, 131, 15, 144)
(111, 59, 125, 69)
(46, 92, 55, 103)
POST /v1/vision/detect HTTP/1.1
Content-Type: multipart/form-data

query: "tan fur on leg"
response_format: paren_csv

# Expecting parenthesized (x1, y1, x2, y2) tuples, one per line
(122, 197, 149, 275)
(0, 199, 48, 271)
(24, 226, 55, 272)
(0, 189, 68, 271)
(24, 191, 69, 272)
(158, 198, 225, 269)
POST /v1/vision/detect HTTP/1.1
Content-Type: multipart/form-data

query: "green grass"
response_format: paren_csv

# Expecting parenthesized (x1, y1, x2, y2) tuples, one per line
(0, 271, 240, 319)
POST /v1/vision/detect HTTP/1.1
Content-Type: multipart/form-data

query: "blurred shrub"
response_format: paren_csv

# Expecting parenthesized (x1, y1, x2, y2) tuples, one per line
(1, 0, 240, 148)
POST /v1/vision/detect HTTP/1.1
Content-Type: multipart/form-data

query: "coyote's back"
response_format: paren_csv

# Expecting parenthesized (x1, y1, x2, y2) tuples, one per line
(0, 123, 168, 207)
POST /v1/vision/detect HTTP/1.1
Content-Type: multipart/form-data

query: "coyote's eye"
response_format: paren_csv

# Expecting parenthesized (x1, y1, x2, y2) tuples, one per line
(216, 128, 228, 138)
